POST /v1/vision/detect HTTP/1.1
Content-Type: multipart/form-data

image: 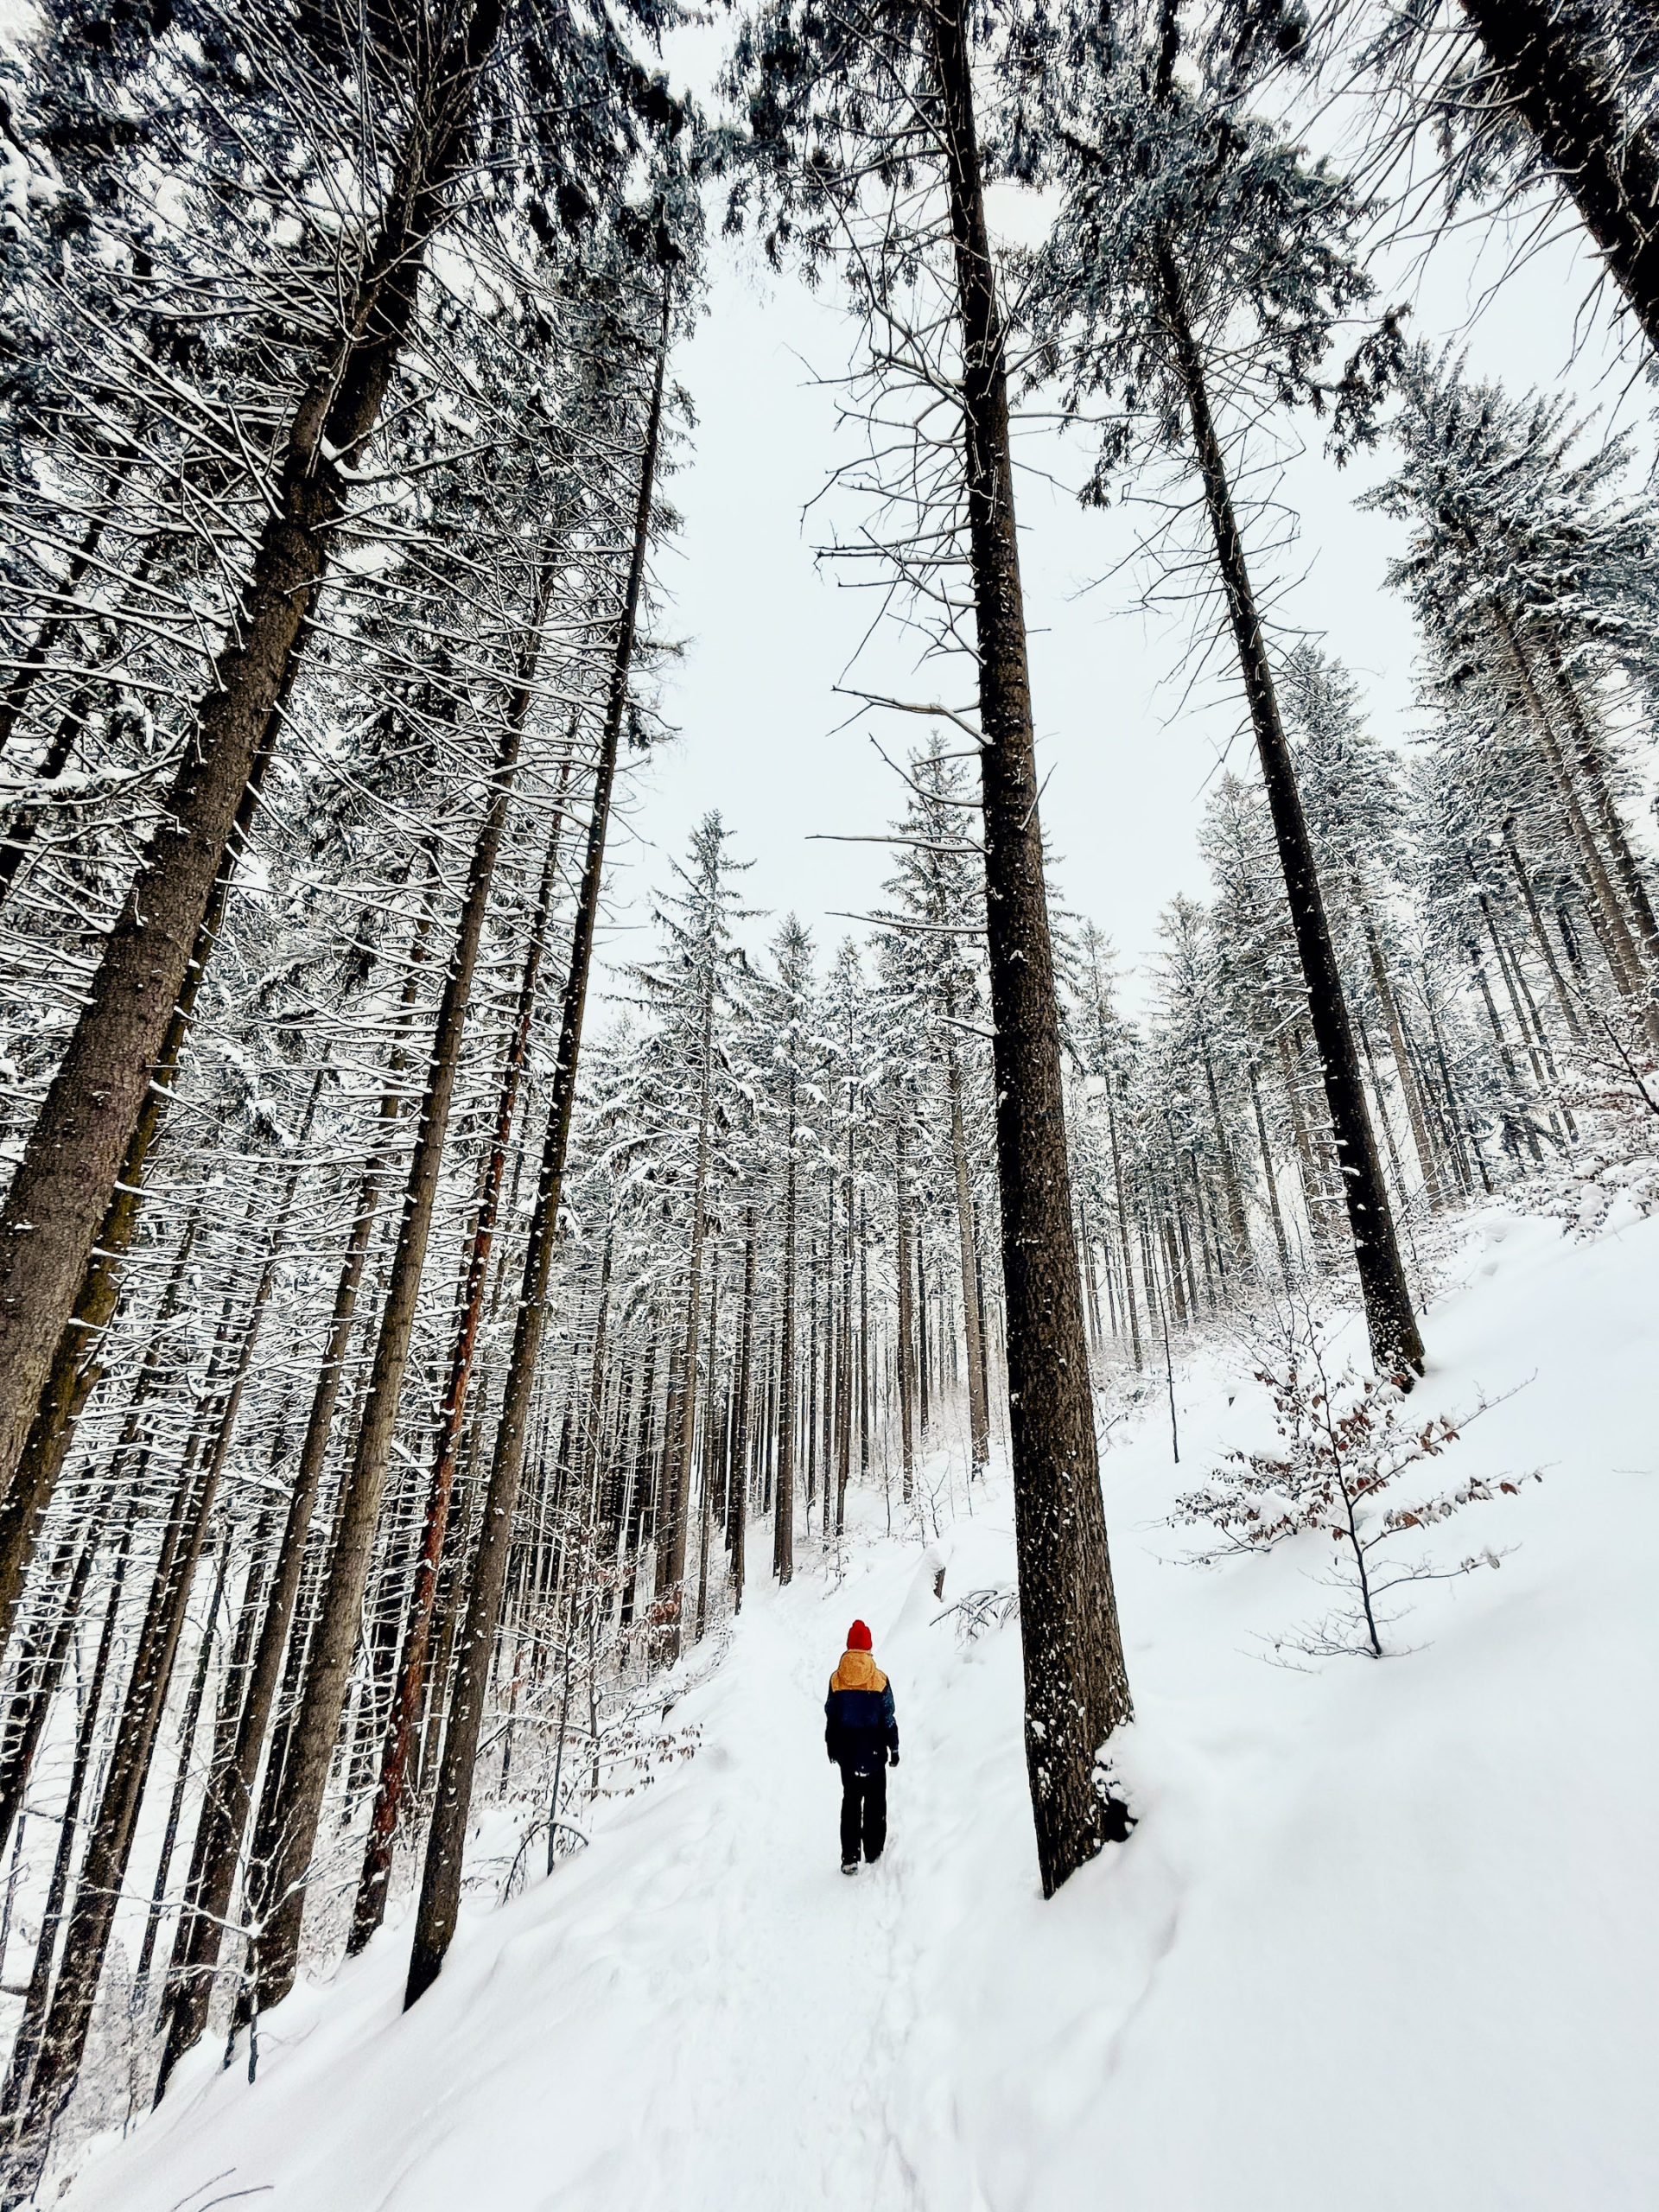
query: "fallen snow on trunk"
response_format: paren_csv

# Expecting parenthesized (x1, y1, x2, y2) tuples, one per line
(63, 1208, 1659, 2210)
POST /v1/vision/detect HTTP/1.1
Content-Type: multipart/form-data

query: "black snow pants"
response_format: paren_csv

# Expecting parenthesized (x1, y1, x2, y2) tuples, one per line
(839, 1762, 887, 1864)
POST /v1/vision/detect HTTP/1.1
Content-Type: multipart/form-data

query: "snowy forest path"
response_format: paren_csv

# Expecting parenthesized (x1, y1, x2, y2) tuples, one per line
(531, 1534, 939, 2209)
(638, 1557, 931, 2204)
(57, 1209, 1659, 2212)
(70, 1504, 987, 2212)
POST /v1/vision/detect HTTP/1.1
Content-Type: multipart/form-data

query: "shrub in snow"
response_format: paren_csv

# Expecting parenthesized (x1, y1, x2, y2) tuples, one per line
(1173, 1312, 1537, 1658)
(931, 1583, 1020, 1643)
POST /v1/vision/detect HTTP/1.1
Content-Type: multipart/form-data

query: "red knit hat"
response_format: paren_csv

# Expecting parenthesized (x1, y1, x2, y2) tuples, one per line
(846, 1619, 872, 1651)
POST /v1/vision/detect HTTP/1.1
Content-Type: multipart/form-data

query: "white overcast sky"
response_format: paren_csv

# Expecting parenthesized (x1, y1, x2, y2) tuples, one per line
(594, 23, 1654, 1005)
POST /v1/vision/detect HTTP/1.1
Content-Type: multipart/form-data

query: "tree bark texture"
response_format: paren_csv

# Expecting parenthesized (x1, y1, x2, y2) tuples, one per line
(134, 1534, 232, 1992)
(931, 0, 1134, 1895)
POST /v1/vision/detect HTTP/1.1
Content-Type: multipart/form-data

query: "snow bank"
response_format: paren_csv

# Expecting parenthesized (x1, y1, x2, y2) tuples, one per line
(61, 1207, 1659, 2211)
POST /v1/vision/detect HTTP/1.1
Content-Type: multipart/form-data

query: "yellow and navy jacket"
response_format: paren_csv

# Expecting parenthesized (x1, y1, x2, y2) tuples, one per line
(824, 1649, 899, 1777)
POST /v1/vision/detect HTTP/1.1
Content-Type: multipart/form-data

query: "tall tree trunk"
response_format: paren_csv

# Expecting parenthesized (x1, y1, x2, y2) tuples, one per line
(666, 962, 717, 1624)
(1077, 1194, 1103, 1351)
(1357, 1008, 1410, 1207)
(154, 895, 436, 2092)
(1476, 874, 1554, 1096)
(0, 1514, 132, 2127)
(804, 1236, 819, 1521)
(821, 1166, 836, 1534)
(251, 683, 531, 2018)
(931, 0, 1133, 1891)
(1503, 817, 1585, 1042)
(1353, 881, 1446, 1211)
(9, 1099, 310, 2162)
(1201, 1046, 1252, 1262)
(857, 1192, 869, 1482)
(695, 1259, 720, 1641)
(894, 1101, 916, 1506)
(0, 1529, 95, 1868)
(1185, 1150, 1218, 1310)
(1161, 1212, 1188, 1325)
(1093, 1199, 1119, 1341)
(1103, 1085, 1142, 1366)
(1160, 255, 1422, 1375)
(578, 1231, 616, 1527)
(1542, 638, 1659, 963)
(622, 1324, 658, 1624)
(1248, 1060, 1294, 1286)
(1468, 940, 1542, 1163)
(0, 1, 505, 1518)
(913, 1223, 930, 1440)
(945, 1052, 990, 1467)
(11, 1425, 220, 2169)
(1424, 991, 1490, 1192)
(773, 1070, 798, 1586)
(652, 1325, 685, 1597)
(836, 1143, 854, 1534)
(0, 692, 287, 1657)
(728, 1215, 755, 1608)
(1276, 1027, 1323, 1254)
(1491, 606, 1656, 1035)
(346, 785, 566, 1960)
(134, 1531, 234, 1994)
(1455, 0, 1659, 355)
(404, 272, 671, 2011)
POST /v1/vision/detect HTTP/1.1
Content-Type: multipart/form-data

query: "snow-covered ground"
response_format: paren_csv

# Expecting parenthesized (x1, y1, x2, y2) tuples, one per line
(60, 1205, 1659, 2211)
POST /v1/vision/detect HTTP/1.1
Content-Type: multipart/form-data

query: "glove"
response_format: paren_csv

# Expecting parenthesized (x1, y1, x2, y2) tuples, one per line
(889, 1751, 900, 1767)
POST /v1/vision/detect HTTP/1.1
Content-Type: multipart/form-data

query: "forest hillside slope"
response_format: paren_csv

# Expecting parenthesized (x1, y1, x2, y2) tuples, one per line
(61, 1208, 1659, 2212)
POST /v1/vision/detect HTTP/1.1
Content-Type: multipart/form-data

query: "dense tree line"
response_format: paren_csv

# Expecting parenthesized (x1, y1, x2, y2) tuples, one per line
(0, 0, 1654, 2183)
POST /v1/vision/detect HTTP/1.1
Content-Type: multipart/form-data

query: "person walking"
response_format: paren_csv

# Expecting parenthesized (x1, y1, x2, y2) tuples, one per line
(824, 1619, 899, 1875)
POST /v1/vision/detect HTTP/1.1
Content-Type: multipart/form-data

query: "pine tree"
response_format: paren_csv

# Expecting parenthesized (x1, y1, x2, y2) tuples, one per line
(871, 753, 994, 1468)
(1029, 0, 1424, 1376)
(626, 812, 755, 1631)
(1364, 344, 1659, 1046)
